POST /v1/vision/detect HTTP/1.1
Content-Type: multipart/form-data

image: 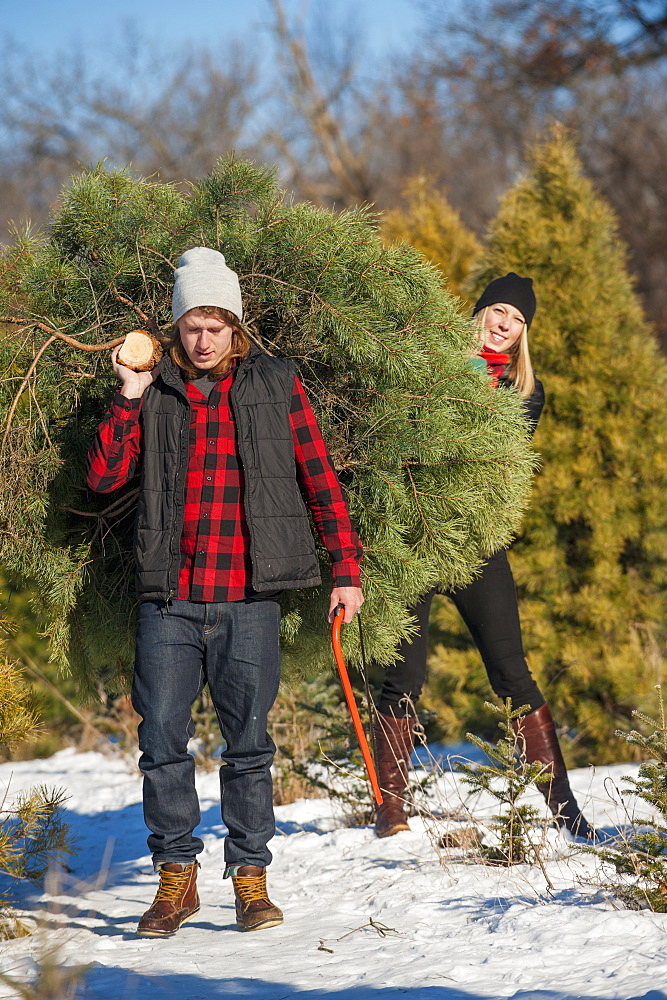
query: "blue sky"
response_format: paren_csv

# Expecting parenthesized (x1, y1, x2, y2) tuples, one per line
(3, 0, 424, 63)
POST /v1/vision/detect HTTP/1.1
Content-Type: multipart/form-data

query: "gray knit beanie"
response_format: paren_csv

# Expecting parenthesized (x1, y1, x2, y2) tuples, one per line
(172, 247, 243, 323)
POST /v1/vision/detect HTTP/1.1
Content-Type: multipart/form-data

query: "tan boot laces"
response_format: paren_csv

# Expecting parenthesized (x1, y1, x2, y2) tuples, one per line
(232, 870, 270, 904)
(154, 866, 194, 904)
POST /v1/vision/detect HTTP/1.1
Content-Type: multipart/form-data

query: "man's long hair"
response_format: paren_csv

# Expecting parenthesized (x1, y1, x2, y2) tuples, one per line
(169, 306, 251, 379)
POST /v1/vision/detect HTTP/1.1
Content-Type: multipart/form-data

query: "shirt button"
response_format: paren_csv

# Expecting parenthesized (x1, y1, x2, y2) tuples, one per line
(202, 513, 208, 518)
(206, 476, 212, 481)
(209, 440, 215, 445)
(209, 404, 216, 409)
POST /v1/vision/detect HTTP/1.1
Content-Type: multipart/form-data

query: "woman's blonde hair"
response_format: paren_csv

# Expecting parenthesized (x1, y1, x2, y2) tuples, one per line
(169, 305, 251, 379)
(475, 306, 535, 398)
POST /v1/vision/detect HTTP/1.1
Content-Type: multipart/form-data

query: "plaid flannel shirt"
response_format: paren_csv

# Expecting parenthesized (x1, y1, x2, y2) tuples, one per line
(86, 370, 362, 601)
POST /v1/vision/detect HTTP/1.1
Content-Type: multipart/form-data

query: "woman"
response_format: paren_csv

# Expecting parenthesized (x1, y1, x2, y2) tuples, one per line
(374, 272, 592, 840)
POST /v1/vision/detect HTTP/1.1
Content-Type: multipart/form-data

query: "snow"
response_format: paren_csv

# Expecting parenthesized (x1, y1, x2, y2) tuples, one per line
(1, 747, 667, 999)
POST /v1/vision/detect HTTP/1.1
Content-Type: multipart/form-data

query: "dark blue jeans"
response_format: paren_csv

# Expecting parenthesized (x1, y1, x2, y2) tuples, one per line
(131, 599, 281, 870)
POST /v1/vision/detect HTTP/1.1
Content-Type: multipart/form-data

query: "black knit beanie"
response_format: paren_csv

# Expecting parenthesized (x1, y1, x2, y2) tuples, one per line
(472, 273, 537, 329)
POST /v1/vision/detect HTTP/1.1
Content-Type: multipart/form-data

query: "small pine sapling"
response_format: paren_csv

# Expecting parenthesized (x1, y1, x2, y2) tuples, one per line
(0, 621, 73, 939)
(292, 694, 378, 827)
(458, 701, 552, 874)
(270, 675, 344, 806)
(279, 678, 432, 827)
(594, 686, 667, 911)
(0, 785, 71, 883)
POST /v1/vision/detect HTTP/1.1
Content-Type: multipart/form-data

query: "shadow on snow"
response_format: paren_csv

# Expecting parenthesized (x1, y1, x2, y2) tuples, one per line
(76, 968, 667, 1000)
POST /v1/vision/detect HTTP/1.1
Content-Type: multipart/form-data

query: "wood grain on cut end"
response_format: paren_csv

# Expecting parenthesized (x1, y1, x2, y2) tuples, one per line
(117, 329, 163, 371)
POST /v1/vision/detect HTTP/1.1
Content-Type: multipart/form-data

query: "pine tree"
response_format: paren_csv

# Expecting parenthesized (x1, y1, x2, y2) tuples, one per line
(0, 158, 536, 691)
(458, 701, 549, 867)
(381, 176, 481, 299)
(426, 129, 667, 762)
(0, 623, 72, 938)
(593, 687, 667, 911)
(0, 645, 39, 755)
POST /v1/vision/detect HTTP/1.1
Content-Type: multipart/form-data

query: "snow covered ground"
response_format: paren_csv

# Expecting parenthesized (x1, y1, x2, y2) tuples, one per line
(1, 747, 667, 1000)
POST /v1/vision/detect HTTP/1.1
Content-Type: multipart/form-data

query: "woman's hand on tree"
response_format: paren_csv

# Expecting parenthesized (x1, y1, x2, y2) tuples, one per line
(111, 345, 158, 399)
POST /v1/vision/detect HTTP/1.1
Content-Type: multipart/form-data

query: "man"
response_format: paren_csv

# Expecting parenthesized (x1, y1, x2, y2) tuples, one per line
(87, 246, 363, 936)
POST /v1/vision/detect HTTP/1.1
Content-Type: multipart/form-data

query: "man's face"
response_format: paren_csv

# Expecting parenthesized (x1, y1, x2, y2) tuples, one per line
(177, 309, 234, 370)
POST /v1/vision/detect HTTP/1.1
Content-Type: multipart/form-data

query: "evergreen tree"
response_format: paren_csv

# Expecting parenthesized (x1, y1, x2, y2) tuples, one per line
(458, 701, 550, 867)
(1, 574, 85, 756)
(0, 622, 72, 938)
(426, 129, 667, 762)
(594, 688, 667, 911)
(0, 639, 39, 754)
(381, 176, 481, 299)
(0, 158, 535, 691)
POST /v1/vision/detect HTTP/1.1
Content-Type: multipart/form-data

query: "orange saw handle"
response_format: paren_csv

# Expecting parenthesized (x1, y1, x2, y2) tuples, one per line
(331, 605, 383, 806)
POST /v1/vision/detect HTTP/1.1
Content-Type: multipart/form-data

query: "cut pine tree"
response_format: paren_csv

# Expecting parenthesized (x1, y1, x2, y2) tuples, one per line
(117, 330, 163, 371)
(0, 156, 537, 692)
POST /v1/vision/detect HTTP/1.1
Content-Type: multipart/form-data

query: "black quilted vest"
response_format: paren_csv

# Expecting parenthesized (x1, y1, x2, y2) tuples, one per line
(134, 349, 321, 601)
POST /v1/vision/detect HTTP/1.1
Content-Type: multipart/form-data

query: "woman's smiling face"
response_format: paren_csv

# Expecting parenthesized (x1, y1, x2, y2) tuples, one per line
(482, 302, 526, 353)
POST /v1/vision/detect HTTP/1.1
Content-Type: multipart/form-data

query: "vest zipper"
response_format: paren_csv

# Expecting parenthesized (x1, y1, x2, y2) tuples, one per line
(165, 386, 190, 600)
(229, 360, 260, 588)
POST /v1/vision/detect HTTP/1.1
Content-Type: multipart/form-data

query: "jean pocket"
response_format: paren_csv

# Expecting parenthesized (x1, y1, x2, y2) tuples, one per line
(138, 600, 169, 622)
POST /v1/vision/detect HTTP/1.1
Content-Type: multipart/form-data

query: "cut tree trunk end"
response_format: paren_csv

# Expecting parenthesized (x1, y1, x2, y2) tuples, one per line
(117, 330, 163, 372)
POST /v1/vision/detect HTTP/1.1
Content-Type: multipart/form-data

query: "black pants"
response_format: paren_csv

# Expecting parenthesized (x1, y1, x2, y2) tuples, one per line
(378, 548, 545, 717)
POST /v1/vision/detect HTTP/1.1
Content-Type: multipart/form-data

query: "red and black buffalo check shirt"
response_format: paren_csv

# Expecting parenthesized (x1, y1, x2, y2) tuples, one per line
(86, 370, 362, 602)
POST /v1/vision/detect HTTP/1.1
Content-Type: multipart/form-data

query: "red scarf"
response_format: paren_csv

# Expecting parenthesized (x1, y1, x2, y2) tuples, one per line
(480, 348, 510, 387)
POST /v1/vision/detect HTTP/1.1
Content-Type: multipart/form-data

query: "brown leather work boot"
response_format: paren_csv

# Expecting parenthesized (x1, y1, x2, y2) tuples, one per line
(231, 865, 283, 931)
(137, 862, 200, 937)
(512, 703, 593, 838)
(373, 711, 417, 838)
